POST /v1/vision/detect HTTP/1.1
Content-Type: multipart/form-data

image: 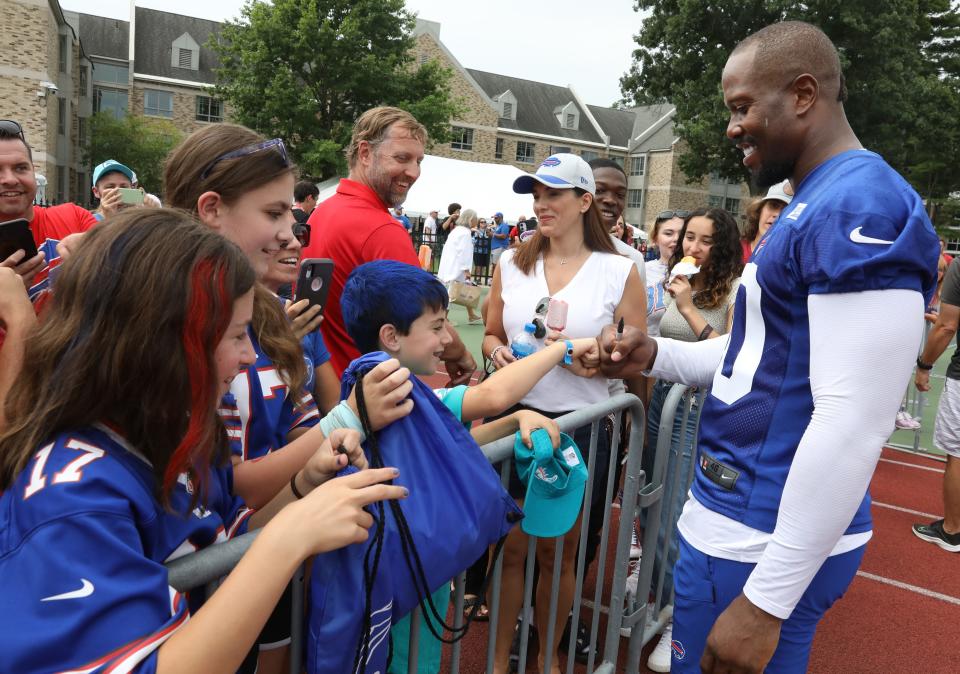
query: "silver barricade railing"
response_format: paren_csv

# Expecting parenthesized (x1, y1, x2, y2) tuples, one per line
(166, 392, 651, 674)
(620, 383, 704, 673)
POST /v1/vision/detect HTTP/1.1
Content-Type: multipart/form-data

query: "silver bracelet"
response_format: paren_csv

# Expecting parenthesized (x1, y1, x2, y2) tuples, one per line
(489, 345, 507, 363)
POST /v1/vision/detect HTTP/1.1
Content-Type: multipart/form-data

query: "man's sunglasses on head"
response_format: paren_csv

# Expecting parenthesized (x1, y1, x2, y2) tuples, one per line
(0, 120, 26, 141)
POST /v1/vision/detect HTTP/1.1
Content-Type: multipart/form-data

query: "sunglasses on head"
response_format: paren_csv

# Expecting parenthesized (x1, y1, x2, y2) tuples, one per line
(656, 210, 691, 222)
(199, 138, 289, 181)
(292, 222, 310, 247)
(0, 120, 26, 142)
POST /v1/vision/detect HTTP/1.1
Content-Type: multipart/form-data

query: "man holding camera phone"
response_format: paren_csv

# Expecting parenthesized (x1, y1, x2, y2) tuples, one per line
(91, 159, 143, 222)
(0, 120, 95, 285)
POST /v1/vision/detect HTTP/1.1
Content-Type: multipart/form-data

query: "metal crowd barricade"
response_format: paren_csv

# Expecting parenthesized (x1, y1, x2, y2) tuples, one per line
(889, 319, 938, 456)
(618, 384, 705, 673)
(166, 392, 668, 674)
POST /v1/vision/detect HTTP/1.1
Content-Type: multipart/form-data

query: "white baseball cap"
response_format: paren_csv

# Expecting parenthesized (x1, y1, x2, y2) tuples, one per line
(513, 153, 596, 195)
(762, 180, 792, 205)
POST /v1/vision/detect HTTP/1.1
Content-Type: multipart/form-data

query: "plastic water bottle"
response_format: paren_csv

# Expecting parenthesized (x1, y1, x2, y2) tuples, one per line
(510, 322, 539, 359)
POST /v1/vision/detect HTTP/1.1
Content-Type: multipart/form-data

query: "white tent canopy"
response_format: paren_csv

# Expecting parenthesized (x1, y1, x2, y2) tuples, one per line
(317, 154, 536, 224)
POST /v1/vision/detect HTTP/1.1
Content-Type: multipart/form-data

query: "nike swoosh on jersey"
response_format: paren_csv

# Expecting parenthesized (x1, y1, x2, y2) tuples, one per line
(849, 227, 894, 245)
(41, 578, 94, 601)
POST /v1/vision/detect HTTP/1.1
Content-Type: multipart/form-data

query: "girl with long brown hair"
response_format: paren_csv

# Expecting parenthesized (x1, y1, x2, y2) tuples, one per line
(164, 124, 411, 511)
(0, 210, 405, 673)
(482, 154, 646, 674)
(164, 124, 412, 672)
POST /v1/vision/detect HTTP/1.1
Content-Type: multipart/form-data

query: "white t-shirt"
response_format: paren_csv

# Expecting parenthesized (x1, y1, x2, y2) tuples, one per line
(423, 216, 437, 238)
(499, 248, 633, 412)
(437, 226, 473, 284)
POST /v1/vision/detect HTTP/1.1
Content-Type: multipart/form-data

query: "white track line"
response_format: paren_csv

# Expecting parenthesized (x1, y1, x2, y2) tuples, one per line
(873, 501, 941, 520)
(856, 571, 960, 606)
(878, 458, 945, 474)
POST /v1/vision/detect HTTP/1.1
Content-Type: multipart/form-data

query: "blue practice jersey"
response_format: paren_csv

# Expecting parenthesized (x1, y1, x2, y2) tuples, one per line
(0, 425, 253, 673)
(695, 150, 939, 534)
(225, 329, 320, 462)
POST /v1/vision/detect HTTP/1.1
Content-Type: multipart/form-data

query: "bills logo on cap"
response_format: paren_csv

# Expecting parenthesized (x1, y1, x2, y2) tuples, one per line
(541, 157, 562, 167)
(579, 176, 588, 185)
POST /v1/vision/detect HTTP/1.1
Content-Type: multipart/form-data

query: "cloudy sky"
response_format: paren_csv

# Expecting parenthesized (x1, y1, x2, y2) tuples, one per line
(63, 0, 644, 106)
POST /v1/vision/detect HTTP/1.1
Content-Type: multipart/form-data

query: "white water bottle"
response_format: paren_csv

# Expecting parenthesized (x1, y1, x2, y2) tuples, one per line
(510, 322, 539, 359)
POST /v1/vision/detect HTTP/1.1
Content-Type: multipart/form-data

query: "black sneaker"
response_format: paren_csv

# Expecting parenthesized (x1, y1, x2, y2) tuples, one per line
(559, 616, 591, 664)
(912, 519, 960, 552)
(508, 618, 537, 673)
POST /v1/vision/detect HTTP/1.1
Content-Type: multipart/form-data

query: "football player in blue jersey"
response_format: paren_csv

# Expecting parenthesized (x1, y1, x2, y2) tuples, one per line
(597, 20, 939, 674)
(0, 209, 407, 674)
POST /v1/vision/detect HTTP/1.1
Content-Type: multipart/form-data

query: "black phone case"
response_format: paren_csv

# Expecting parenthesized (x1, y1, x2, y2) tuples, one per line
(0, 218, 38, 261)
(295, 258, 335, 314)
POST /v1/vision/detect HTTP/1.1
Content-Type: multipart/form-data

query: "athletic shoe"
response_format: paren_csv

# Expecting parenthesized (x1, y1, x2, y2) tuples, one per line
(508, 617, 536, 673)
(559, 615, 591, 664)
(912, 519, 960, 552)
(630, 526, 643, 559)
(647, 621, 673, 672)
(895, 411, 921, 430)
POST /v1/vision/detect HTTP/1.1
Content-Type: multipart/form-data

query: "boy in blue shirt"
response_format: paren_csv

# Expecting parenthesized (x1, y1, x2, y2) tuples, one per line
(341, 259, 600, 673)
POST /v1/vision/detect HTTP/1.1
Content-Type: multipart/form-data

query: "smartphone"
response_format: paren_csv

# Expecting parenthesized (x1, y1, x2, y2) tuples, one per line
(117, 187, 144, 205)
(0, 218, 38, 261)
(295, 258, 335, 314)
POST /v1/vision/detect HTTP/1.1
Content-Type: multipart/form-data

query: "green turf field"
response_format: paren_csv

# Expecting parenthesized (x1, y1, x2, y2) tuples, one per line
(889, 341, 951, 457)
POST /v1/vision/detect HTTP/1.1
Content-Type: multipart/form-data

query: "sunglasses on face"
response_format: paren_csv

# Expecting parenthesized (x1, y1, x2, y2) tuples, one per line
(292, 222, 310, 247)
(0, 120, 26, 142)
(199, 138, 289, 181)
(656, 210, 691, 221)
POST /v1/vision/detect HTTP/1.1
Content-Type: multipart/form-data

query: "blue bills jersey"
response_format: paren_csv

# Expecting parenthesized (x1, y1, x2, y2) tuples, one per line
(225, 328, 320, 462)
(695, 150, 939, 534)
(0, 425, 253, 673)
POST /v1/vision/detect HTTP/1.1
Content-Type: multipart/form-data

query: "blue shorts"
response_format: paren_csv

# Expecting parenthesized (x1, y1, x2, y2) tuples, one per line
(671, 534, 865, 673)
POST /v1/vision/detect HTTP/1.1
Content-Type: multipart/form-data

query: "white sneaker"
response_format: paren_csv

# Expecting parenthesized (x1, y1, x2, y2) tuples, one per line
(624, 558, 641, 596)
(895, 410, 921, 430)
(630, 526, 642, 559)
(647, 621, 673, 672)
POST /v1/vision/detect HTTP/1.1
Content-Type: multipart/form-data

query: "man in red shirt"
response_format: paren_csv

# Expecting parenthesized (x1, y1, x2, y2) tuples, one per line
(305, 107, 476, 382)
(0, 120, 95, 281)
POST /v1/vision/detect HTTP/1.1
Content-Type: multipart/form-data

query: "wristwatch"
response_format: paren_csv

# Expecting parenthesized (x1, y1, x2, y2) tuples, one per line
(916, 357, 934, 371)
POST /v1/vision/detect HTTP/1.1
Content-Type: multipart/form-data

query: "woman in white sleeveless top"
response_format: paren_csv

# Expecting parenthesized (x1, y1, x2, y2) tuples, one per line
(482, 154, 646, 674)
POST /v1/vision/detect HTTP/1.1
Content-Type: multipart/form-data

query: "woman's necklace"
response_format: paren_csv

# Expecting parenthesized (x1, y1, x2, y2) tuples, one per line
(556, 249, 586, 266)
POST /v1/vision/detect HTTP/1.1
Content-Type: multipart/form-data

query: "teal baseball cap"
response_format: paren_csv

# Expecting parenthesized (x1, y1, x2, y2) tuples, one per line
(514, 429, 588, 538)
(92, 159, 134, 187)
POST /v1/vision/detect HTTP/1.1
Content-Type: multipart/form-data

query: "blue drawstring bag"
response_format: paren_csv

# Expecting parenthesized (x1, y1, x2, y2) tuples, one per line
(307, 352, 522, 674)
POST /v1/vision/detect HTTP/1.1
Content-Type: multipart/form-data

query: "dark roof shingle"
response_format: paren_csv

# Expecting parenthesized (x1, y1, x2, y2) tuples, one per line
(466, 69, 605, 145)
(78, 13, 129, 61)
(133, 7, 221, 83)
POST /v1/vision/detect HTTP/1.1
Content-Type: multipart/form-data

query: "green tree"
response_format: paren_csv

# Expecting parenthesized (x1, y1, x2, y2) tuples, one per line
(84, 113, 182, 197)
(211, 0, 459, 179)
(620, 0, 960, 221)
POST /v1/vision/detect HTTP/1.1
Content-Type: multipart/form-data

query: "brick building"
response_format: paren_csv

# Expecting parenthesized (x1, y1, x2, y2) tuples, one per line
(0, 0, 91, 204)
(1, 3, 747, 224)
(0, 0, 226, 204)
(413, 19, 748, 230)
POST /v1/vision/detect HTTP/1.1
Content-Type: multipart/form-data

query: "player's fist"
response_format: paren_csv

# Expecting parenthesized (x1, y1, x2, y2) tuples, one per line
(598, 323, 656, 380)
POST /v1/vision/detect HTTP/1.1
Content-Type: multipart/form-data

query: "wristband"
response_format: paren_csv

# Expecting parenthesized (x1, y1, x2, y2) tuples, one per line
(319, 400, 367, 442)
(916, 357, 934, 371)
(563, 339, 574, 366)
(698, 324, 714, 341)
(290, 472, 306, 500)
